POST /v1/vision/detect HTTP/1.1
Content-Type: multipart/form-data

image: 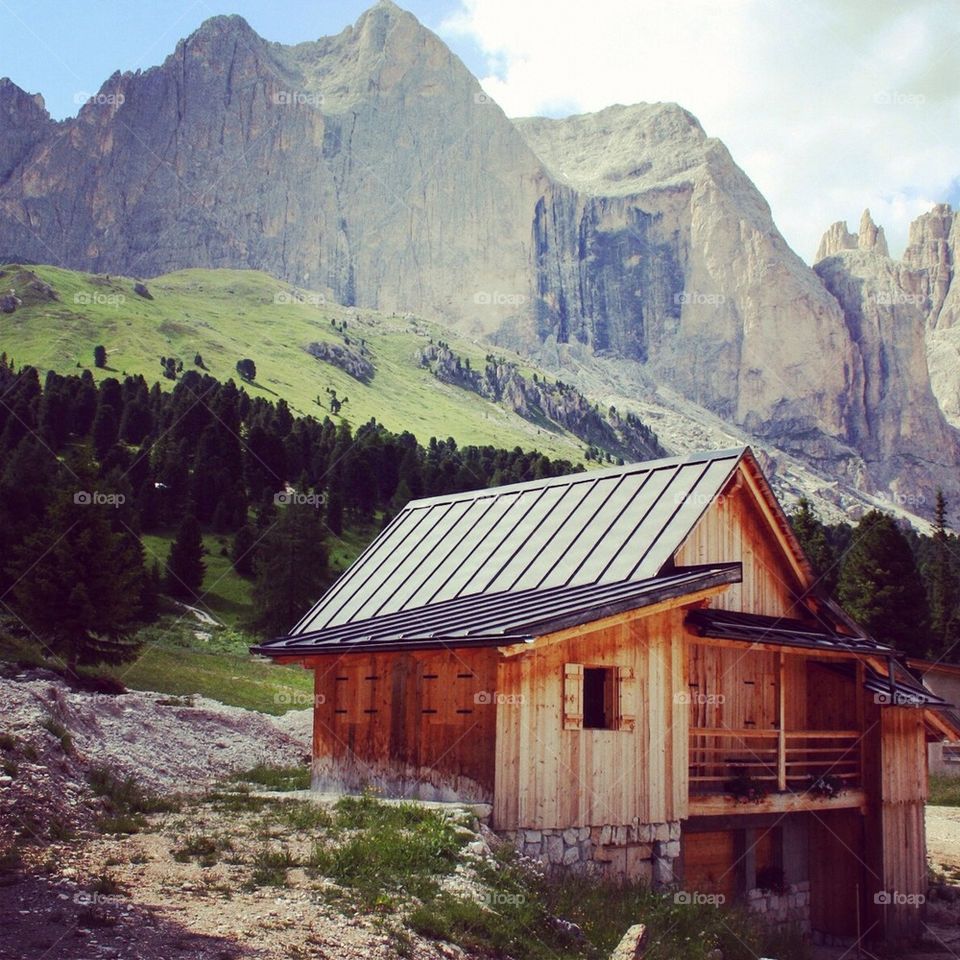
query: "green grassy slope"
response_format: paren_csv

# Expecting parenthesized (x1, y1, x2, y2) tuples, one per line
(0, 264, 586, 460)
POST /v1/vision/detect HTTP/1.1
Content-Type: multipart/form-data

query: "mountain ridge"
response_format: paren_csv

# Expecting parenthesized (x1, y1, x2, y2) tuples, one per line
(0, 5, 957, 520)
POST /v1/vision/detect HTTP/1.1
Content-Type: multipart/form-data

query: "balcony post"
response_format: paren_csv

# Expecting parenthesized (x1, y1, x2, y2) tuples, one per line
(777, 651, 787, 792)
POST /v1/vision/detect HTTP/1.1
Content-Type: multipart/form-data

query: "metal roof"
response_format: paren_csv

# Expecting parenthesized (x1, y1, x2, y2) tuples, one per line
(251, 563, 742, 657)
(685, 607, 891, 655)
(288, 447, 748, 636)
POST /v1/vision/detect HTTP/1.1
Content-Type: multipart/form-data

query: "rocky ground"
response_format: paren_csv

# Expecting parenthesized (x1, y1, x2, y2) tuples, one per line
(4, 667, 960, 960)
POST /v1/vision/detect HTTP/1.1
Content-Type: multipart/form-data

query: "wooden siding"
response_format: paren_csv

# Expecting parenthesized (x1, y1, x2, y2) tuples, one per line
(681, 830, 739, 901)
(309, 648, 498, 802)
(493, 609, 688, 830)
(878, 708, 928, 941)
(674, 470, 806, 617)
(809, 810, 865, 937)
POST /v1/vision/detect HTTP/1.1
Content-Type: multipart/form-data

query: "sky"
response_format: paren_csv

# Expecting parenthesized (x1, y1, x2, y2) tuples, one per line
(1, 0, 958, 262)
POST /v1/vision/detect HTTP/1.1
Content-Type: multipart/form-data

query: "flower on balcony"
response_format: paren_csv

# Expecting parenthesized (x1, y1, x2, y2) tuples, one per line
(807, 773, 844, 799)
(724, 768, 768, 804)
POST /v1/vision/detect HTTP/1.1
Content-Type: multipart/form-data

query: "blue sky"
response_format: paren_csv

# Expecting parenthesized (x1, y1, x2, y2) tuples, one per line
(2, 0, 957, 262)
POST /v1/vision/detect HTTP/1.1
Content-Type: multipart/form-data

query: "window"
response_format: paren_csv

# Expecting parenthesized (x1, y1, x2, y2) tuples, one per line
(563, 663, 635, 731)
(583, 667, 615, 729)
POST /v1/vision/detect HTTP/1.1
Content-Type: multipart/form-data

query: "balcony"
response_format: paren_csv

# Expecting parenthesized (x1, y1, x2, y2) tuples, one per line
(688, 726, 866, 817)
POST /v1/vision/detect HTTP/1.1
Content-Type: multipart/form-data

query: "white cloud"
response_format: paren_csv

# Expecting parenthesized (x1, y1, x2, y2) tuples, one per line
(440, 0, 960, 261)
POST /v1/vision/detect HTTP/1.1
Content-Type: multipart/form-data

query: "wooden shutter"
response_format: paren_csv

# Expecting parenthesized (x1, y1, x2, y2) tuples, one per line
(618, 665, 636, 732)
(563, 663, 583, 730)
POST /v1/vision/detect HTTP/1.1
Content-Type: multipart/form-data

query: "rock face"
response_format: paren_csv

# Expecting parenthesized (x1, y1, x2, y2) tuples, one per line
(0, 6, 547, 331)
(0, 2, 957, 513)
(515, 104, 861, 474)
(812, 205, 960, 502)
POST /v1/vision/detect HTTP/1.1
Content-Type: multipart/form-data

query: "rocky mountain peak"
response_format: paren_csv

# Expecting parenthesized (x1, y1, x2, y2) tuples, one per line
(815, 209, 889, 262)
(857, 209, 889, 256)
(187, 14, 261, 43)
(0, 77, 54, 185)
(815, 221, 858, 261)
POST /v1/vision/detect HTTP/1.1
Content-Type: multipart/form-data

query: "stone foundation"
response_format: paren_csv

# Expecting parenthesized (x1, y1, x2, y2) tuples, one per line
(499, 821, 681, 884)
(747, 881, 811, 934)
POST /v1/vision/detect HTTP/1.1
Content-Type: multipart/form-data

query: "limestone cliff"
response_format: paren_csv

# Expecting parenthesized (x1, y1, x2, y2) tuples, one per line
(0, 3, 957, 515)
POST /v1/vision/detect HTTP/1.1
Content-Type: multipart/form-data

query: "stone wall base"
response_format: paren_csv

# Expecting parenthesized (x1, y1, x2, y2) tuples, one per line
(747, 881, 811, 934)
(498, 821, 681, 884)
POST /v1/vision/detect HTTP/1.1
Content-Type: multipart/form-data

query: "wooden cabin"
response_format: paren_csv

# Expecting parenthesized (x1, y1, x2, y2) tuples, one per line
(254, 447, 959, 945)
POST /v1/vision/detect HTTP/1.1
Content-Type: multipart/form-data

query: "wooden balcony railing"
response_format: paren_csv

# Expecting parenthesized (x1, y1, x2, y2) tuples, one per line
(688, 727, 862, 795)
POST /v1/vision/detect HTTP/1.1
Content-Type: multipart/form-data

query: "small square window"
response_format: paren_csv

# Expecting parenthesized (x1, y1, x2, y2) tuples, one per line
(583, 667, 616, 729)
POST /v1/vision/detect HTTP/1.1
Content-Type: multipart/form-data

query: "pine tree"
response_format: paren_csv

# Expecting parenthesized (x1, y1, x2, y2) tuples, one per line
(164, 515, 206, 600)
(929, 490, 958, 657)
(91, 403, 119, 461)
(7, 481, 145, 673)
(251, 503, 329, 636)
(837, 510, 931, 657)
(790, 497, 837, 594)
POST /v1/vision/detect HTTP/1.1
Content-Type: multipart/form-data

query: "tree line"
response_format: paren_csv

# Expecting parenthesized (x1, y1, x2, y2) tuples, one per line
(790, 496, 960, 661)
(0, 355, 582, 672)
(1, 352, 955, 675)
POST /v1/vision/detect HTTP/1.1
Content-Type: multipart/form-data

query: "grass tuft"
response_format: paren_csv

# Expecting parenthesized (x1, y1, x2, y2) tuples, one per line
(229, 763, 310, 791)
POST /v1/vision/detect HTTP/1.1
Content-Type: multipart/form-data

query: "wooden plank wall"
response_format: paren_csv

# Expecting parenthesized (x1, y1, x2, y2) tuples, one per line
(860, 702, 929, 941)
(309, 647, 498, 801)
(674, 473, 805, 618)
(878, 707, 928, 942)
(493, 609, 687, 830)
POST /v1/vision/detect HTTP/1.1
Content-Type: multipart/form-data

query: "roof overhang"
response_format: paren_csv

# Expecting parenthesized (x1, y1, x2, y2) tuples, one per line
(251, 563, 742, 659)
(685, 607, 891, 656)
